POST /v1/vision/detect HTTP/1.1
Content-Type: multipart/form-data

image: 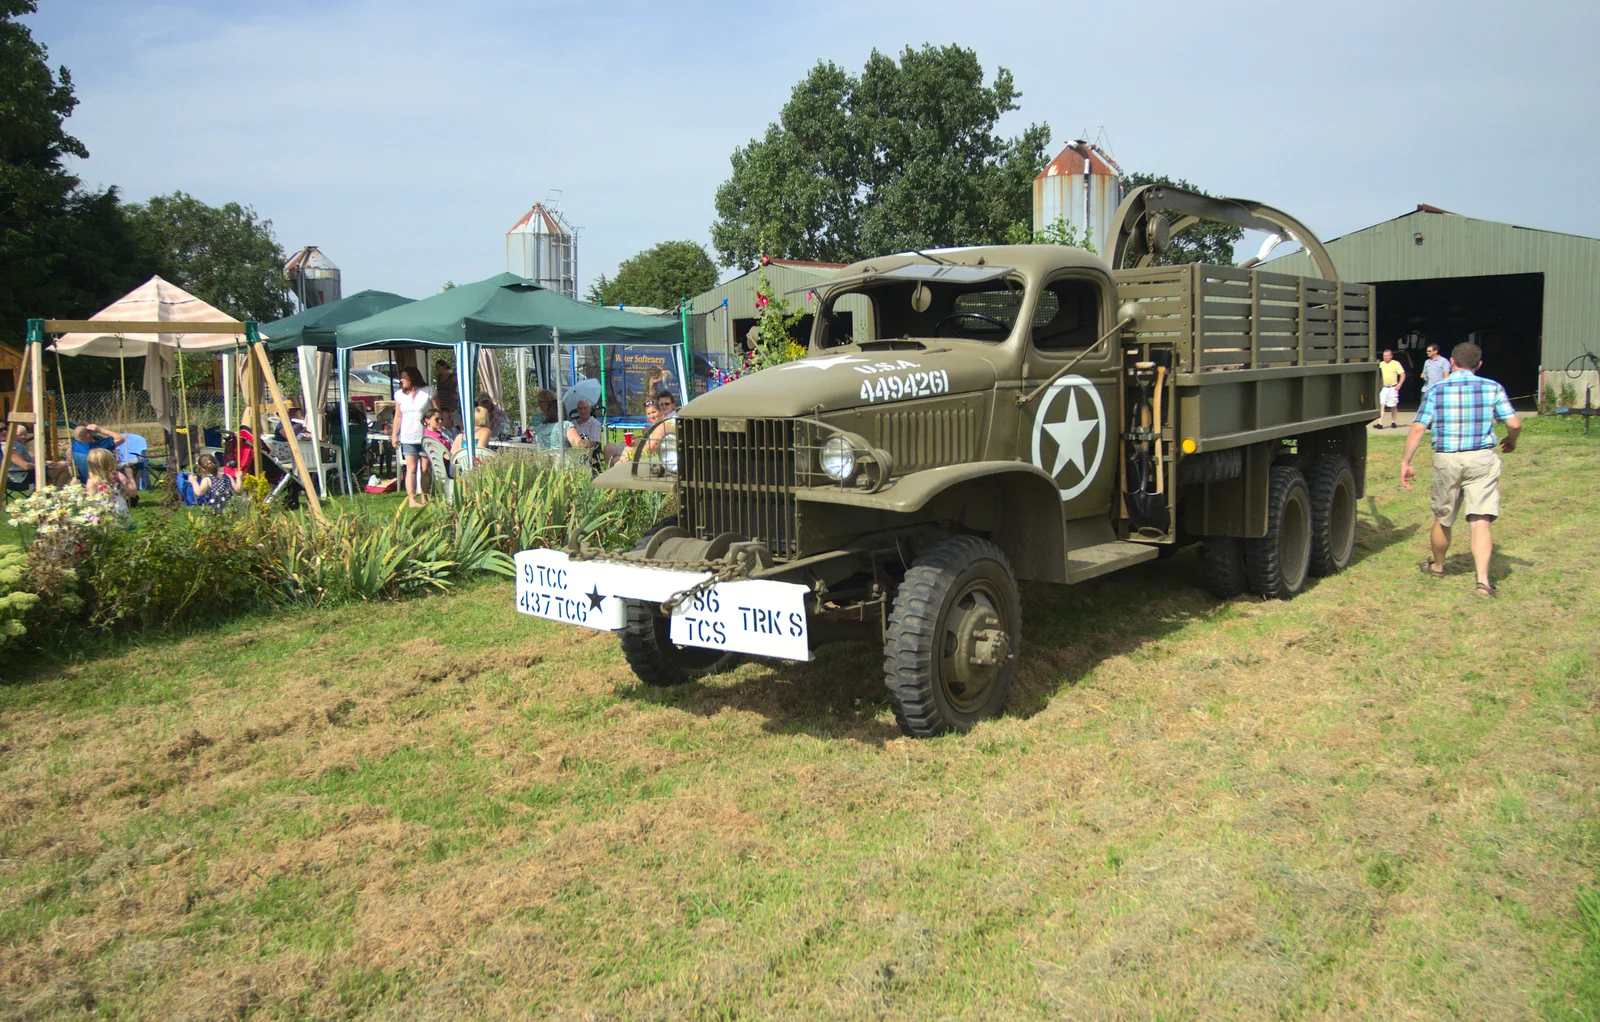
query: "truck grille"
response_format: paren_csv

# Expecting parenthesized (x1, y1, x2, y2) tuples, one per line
(871, 405, 981, 473)
(677, 417, 800, 558)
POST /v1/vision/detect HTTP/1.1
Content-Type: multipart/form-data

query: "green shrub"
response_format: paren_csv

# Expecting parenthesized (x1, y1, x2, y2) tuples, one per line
(252, 504, 511, 605)
(456, 455, 663, 553)
(84, 510, 263, 631)
(0, 545, 38, 650)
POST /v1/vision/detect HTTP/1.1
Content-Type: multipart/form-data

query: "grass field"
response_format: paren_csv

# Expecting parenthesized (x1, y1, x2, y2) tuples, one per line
(2, 418, 1597, 1020)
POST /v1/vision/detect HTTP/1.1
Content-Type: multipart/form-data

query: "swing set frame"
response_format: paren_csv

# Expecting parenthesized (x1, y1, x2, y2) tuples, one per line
(2, 318, 325, 523)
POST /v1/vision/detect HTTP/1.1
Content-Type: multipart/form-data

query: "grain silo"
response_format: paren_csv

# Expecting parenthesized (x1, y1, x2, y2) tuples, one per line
(506, 201, 578, 298)
(283, 246, 341, 311)
(1033, 140, 1123, 256)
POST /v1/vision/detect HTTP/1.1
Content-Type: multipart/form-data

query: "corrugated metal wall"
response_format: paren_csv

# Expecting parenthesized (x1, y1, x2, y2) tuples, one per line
(1263, 211, 1600, 369)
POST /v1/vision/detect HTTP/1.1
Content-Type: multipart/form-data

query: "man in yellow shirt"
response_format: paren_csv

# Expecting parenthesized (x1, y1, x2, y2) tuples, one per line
(1377, 349, 1406, 429)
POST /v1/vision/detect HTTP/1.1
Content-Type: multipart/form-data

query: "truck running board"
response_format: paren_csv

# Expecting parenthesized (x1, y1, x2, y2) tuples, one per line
(1066, 541, 1159, 584)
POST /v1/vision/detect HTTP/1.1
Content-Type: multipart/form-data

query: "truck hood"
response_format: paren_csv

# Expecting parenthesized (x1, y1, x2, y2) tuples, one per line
(681, 346, 1001, 418)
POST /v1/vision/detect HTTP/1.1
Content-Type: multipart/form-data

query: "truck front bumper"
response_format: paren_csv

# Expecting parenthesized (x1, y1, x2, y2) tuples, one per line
(513, 549, 812, 661)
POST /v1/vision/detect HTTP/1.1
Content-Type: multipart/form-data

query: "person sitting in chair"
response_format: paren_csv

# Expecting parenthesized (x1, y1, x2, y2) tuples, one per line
(7, 427, 74, 489)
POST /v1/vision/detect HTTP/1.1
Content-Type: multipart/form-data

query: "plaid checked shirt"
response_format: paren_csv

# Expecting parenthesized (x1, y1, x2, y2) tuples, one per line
(1413, 370, 1514, 453)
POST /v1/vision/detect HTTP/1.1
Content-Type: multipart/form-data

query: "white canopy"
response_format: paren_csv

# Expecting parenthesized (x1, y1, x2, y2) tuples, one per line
(51, 276, 245, 355)
(50, 276, 245, 431)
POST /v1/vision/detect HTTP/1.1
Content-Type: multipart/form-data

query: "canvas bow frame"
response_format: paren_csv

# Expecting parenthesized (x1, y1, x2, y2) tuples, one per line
(2, 319, 325, 523)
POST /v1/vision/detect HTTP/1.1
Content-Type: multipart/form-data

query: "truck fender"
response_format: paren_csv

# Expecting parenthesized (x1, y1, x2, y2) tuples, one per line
(796, 462, 1067, 583)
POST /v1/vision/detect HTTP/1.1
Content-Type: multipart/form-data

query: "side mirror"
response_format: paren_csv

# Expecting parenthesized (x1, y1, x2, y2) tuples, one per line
(1117, 301, 1146, 331)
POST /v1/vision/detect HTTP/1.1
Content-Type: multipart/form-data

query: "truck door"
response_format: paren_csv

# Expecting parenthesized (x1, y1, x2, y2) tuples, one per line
(1019, 274, 1120, 519)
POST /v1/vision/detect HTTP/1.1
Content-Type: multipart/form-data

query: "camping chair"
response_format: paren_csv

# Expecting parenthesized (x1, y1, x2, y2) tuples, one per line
(118, 434, 152, 491)
(421, 436, 454, 500)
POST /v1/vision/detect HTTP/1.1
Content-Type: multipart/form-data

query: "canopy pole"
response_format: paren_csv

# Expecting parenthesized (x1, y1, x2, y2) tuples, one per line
(336, 348, 353, 496)
(599, 344, 607, 427)
(680, 299, 692, 401)
(298, 345, 327, 499)
(175, 337, 191, 469)
(251, 335, 323, 523)
(221, 351, 235, 432)
(116, 336, 127, 427)
(552, 328, 565, 426)
(516, 347, 527, 431)
(457, 341, 474, 479)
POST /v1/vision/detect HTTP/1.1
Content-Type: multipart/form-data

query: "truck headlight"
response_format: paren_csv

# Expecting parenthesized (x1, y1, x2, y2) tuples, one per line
(659, 433, 678, 473)
(819, 435, 857, 481)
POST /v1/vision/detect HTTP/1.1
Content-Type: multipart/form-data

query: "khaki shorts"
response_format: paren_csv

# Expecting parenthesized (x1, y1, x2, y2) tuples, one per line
(1430, 448, 1501, 526)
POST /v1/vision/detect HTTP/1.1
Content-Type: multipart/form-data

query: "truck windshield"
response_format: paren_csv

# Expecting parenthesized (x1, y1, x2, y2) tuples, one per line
(816, 276, 1032, 348)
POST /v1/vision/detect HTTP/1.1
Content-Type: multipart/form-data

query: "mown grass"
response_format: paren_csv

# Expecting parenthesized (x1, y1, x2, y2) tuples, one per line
(0, 416, 1597, 1020)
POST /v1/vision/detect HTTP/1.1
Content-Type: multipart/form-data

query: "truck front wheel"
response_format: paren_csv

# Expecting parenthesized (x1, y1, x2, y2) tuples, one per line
(619, 600, 737, 687)
(883, 536, 1021, 738)
(1245, 466, 1313, 599)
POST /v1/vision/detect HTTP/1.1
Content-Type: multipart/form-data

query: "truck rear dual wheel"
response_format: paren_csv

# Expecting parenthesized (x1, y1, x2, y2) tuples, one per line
(1307, 455, 1356, 576)
(1202, 537, 1248, 599)
(883, 536, 1021, 738)
(1245, 466, 1313, 599)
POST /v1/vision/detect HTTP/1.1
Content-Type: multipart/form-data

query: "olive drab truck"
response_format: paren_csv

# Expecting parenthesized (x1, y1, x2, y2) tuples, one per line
(513, 185, 1378, 737)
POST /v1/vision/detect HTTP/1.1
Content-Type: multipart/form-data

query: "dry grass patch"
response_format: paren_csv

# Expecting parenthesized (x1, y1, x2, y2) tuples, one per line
(1, 417, 1597, 1020)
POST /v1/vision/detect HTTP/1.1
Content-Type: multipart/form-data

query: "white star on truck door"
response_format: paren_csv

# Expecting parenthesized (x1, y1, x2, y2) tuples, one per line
(1030, 376, 1106, 501)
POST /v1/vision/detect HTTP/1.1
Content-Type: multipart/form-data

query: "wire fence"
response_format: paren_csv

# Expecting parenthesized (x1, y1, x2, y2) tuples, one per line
(60, 389, 227, 434)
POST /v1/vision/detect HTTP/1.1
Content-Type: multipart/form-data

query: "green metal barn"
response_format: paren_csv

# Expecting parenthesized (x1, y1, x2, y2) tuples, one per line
(1263, 205, 1600, 409)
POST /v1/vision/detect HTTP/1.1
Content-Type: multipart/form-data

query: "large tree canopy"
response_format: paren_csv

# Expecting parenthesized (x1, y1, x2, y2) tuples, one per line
(711, 45, 1049, 270)
(591, 240, 717, 309)
(128, 192, 293, 323)
(0, 0, 153, 343)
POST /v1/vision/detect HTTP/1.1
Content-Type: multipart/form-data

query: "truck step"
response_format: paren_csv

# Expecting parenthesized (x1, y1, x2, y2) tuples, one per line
(1067, 540, 1159, 584)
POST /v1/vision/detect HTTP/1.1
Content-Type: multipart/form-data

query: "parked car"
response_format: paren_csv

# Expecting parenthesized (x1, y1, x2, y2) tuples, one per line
(349, 368, 393, 387)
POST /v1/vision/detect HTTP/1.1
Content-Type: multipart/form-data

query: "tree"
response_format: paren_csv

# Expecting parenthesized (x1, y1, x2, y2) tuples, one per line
(584, 273, 611, 305)
(1003, 215, 1095, 252)
(711, 45, 1049, 269)
(0, 1, 156, 346)
(1116, 172, 1244, 267)
(592, 241, 716, 309)
(127, 192, 293, 323)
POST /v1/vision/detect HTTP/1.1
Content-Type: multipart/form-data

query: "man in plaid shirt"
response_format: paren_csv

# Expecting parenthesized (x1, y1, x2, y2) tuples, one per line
(1401, 341, 1522, 597)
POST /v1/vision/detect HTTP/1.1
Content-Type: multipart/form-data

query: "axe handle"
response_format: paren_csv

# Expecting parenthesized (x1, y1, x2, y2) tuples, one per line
(1152, 364, 1167, 495)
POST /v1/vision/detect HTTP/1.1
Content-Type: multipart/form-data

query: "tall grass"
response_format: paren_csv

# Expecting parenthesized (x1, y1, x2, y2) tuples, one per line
(455, 453, 664, 554)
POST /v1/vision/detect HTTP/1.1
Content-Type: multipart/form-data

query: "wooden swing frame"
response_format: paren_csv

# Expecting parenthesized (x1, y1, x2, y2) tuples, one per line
(2, 318, 324, 523)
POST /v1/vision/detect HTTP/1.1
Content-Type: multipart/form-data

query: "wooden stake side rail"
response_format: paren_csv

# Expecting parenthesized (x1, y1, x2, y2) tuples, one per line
(1115, 264, 1376, 374)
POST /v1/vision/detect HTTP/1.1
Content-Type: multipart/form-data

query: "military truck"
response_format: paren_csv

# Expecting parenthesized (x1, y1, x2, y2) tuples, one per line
(513, 186, 1378, 737)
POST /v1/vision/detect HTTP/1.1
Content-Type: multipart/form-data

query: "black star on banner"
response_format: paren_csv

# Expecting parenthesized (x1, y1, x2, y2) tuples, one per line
(585, 586, 606, 611)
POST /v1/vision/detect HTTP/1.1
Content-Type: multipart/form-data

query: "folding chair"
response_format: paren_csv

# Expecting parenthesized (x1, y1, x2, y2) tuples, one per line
(421, 436, 453, 500)
(118, 434, 152, 491)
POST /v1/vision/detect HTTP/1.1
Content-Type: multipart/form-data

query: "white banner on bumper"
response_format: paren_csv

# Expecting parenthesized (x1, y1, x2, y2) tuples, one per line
(512, 549, 811, 661)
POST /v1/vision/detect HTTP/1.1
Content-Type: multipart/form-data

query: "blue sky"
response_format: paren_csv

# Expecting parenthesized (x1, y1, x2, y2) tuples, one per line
(24, 0, 1599, 300)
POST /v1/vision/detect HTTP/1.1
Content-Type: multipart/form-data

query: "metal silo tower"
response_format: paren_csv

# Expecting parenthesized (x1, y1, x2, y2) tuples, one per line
(506, 198, 578, 297)
(1033, 140, 1123, 256)
(283, 245, 342, 312)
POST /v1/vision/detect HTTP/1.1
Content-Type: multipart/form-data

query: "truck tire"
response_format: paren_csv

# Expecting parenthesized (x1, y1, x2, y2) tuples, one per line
(619, 599, 737, 687)
(1202, 536, 1247, 599)
(1244, 466, 1313, 599)
(883, 535, 1020, 738)
(618, 516, 737, 687)
(1307, 455, 1356, 576)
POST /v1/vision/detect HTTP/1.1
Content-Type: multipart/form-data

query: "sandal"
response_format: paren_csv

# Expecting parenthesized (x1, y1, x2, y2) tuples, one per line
(1474, 581, 1497, 598)
(1418, 558, 1444, 577)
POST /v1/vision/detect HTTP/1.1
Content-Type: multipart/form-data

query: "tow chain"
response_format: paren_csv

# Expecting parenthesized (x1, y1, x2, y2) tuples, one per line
(561, 526, 756, 614)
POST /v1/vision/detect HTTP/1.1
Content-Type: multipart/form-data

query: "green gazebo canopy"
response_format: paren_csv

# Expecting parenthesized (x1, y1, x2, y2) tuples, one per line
(260, 289, 415, 351)
(333, 273, 681, 350)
